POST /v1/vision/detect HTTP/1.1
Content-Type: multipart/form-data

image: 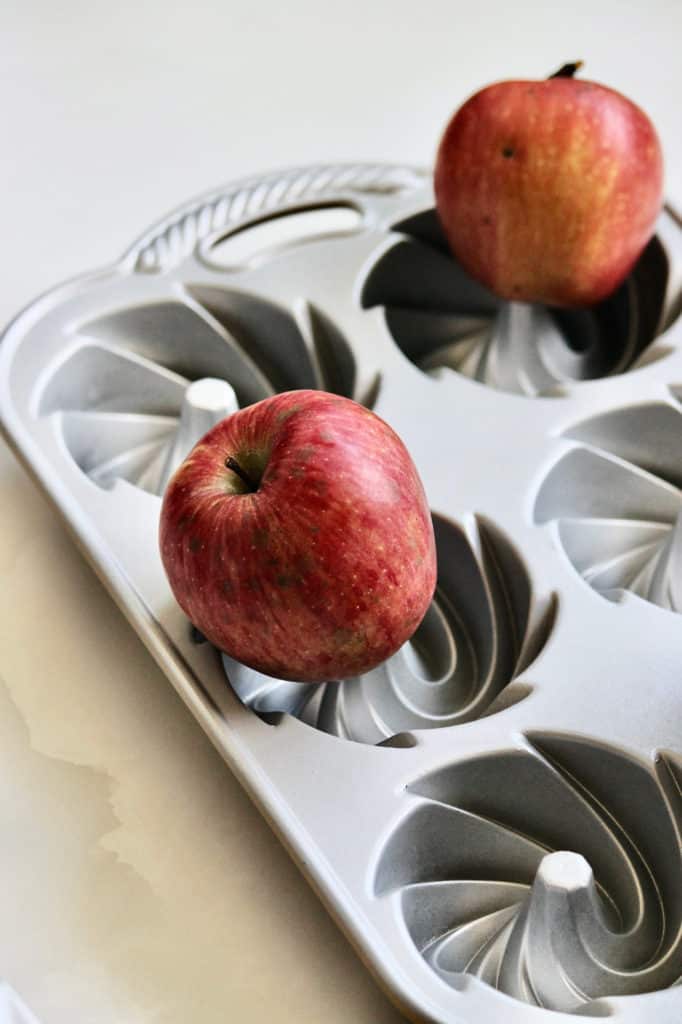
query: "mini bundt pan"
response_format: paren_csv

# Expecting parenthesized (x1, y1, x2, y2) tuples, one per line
(1, 164, 681, 1022)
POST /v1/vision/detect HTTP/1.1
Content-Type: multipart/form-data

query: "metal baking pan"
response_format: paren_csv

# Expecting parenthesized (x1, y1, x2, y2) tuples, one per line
(1, 163, 681, 1023)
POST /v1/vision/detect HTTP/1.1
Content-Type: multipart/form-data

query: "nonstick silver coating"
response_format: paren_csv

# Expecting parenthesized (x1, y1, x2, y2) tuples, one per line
(1, 164, 681, 1023)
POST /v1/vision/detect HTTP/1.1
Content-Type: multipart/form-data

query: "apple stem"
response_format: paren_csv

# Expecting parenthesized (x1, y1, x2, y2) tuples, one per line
(549, 61, 584, 79)
(225, 456, 258, 492)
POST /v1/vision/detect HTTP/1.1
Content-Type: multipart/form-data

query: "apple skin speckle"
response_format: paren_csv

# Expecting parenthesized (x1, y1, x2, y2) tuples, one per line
(159, 390, 437, 683)
(435, 75, 664, 308)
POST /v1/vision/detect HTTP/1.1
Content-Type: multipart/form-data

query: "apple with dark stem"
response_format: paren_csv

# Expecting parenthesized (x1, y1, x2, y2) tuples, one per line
(159, 390, 437, 682)
(434, 62, 664, 307)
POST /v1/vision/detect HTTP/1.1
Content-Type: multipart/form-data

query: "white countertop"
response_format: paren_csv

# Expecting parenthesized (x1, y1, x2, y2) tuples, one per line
(2, 3, 681, 1020)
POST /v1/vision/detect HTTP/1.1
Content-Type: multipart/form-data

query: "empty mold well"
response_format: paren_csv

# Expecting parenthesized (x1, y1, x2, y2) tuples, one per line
(535, 395, 682, 611)
(374, 737, 682, 1012)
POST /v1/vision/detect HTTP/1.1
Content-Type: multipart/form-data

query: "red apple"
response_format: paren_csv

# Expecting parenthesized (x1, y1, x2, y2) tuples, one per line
(434, 64, 664, 307)
(159, 390, 437, 682)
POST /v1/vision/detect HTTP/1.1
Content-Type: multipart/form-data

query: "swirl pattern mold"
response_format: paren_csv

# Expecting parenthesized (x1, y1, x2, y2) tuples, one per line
(224, 515, 556, 744)
(374, 737, 682, 1013)
(39, 293, 367, 494)
(362, 208, 681, 396)
(535, 396, 682, 611)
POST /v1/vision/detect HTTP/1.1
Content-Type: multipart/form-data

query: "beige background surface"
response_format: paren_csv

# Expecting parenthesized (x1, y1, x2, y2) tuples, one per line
(2, 3, 682, 1021)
